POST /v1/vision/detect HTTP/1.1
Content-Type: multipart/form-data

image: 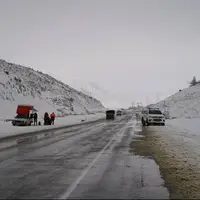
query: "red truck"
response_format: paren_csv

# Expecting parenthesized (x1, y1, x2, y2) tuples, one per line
(12, 105, 38, 126)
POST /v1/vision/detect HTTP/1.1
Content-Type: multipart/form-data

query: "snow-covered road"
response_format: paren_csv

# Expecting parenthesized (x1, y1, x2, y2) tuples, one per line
(0, 115, 169, 199)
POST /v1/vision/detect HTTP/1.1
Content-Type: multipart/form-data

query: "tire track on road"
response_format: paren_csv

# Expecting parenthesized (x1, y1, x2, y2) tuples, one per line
(0, 116, 131, 199)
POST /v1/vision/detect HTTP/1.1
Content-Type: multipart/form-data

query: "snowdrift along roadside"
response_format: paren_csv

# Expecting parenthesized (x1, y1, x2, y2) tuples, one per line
(0, 113, 105, 139)
(167, 118, 200, 134)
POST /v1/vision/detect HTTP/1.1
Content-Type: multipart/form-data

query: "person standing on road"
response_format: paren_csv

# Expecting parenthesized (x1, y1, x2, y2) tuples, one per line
(50, 112, 55, 125)
(33, 112, 38, 126)
(44, 112, 49, 125)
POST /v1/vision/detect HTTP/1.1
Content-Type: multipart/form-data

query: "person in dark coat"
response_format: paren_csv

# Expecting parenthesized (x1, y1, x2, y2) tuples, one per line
(44, 112, 49, 125)
(48, 115, 51, 125)
(33, 113, 38, 126)
(30, 113, 34, 119)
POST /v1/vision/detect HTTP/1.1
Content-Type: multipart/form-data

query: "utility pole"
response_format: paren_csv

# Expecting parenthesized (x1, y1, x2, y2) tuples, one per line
(146, 96, 149, 106)
(132, 101, 135, 108)
(156, 93, 160, 103)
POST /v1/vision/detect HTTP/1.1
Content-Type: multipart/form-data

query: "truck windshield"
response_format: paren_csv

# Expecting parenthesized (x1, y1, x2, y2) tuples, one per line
(149, 110, 162, 115)
(16, 114, 28, 119)
(106, 110, 115, 114)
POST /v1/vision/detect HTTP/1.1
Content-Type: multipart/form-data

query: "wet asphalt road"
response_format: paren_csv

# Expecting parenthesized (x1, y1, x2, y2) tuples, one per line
(0, 115, 169, 199)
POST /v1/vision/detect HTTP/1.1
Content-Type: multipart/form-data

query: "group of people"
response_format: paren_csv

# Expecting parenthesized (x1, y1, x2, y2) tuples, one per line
(30, 113, 38, 126)
(30, 112, 56, 126)
(44, 112, 56, 125)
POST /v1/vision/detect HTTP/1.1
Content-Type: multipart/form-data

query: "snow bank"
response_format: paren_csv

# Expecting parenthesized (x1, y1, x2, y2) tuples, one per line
(143, 125, 200, 199)
(0, 96, 57, 120)
(167, 118, 200, 135)
(151, 119, 200, 169)
(165, 118, 200, 161)
(0, 113, 105, 139)
(155, 84, 200, 119)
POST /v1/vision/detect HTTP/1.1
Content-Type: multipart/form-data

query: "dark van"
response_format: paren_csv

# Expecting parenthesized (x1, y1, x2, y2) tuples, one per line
(106, 110, 115, 120)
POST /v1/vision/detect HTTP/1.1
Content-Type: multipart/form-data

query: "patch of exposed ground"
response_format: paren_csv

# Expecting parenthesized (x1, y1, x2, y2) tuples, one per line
(130, 125, 200, 199)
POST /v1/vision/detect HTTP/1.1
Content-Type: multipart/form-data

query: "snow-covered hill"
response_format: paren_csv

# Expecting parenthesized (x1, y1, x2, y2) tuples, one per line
(70, 78, 122, 109)
(154, 84, 200, 119)
(0, 59, 105, 119)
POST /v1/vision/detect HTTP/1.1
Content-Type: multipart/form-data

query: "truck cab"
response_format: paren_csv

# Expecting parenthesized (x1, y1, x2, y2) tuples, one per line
(12, 105, 37, 126)
(106, 110, 115, 120)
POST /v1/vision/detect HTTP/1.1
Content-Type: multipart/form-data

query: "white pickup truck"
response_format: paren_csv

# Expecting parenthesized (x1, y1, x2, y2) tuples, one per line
(141, 108, 165, 126)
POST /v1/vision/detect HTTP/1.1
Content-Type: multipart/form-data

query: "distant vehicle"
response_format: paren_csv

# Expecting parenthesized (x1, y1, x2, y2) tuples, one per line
(122, 110, 126, 115)
(116, 110, 122, 116)
(106, 110, 115, 120)
(164, 110, 170, 119)
(12, 105, 38, 126)
(136, 111, 141, 119)
(141, 107, 165, 126)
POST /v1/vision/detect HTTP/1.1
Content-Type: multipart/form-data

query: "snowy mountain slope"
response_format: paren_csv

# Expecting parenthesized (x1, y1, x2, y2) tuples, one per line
(154, 84, 200, 118)
(0, 59, 105, 119)
(70, 78, 121, 109)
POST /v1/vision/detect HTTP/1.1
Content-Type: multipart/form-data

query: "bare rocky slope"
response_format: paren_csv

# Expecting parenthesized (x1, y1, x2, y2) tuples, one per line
(0, 59, 105, 119)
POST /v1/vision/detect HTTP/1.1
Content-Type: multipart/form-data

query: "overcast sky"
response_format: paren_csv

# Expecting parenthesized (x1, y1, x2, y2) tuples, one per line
(0, 0, 200, 107)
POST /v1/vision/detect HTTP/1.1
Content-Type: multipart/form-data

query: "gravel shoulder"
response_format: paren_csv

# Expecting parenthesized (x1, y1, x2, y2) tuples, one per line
(130, 122, 200, 199)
